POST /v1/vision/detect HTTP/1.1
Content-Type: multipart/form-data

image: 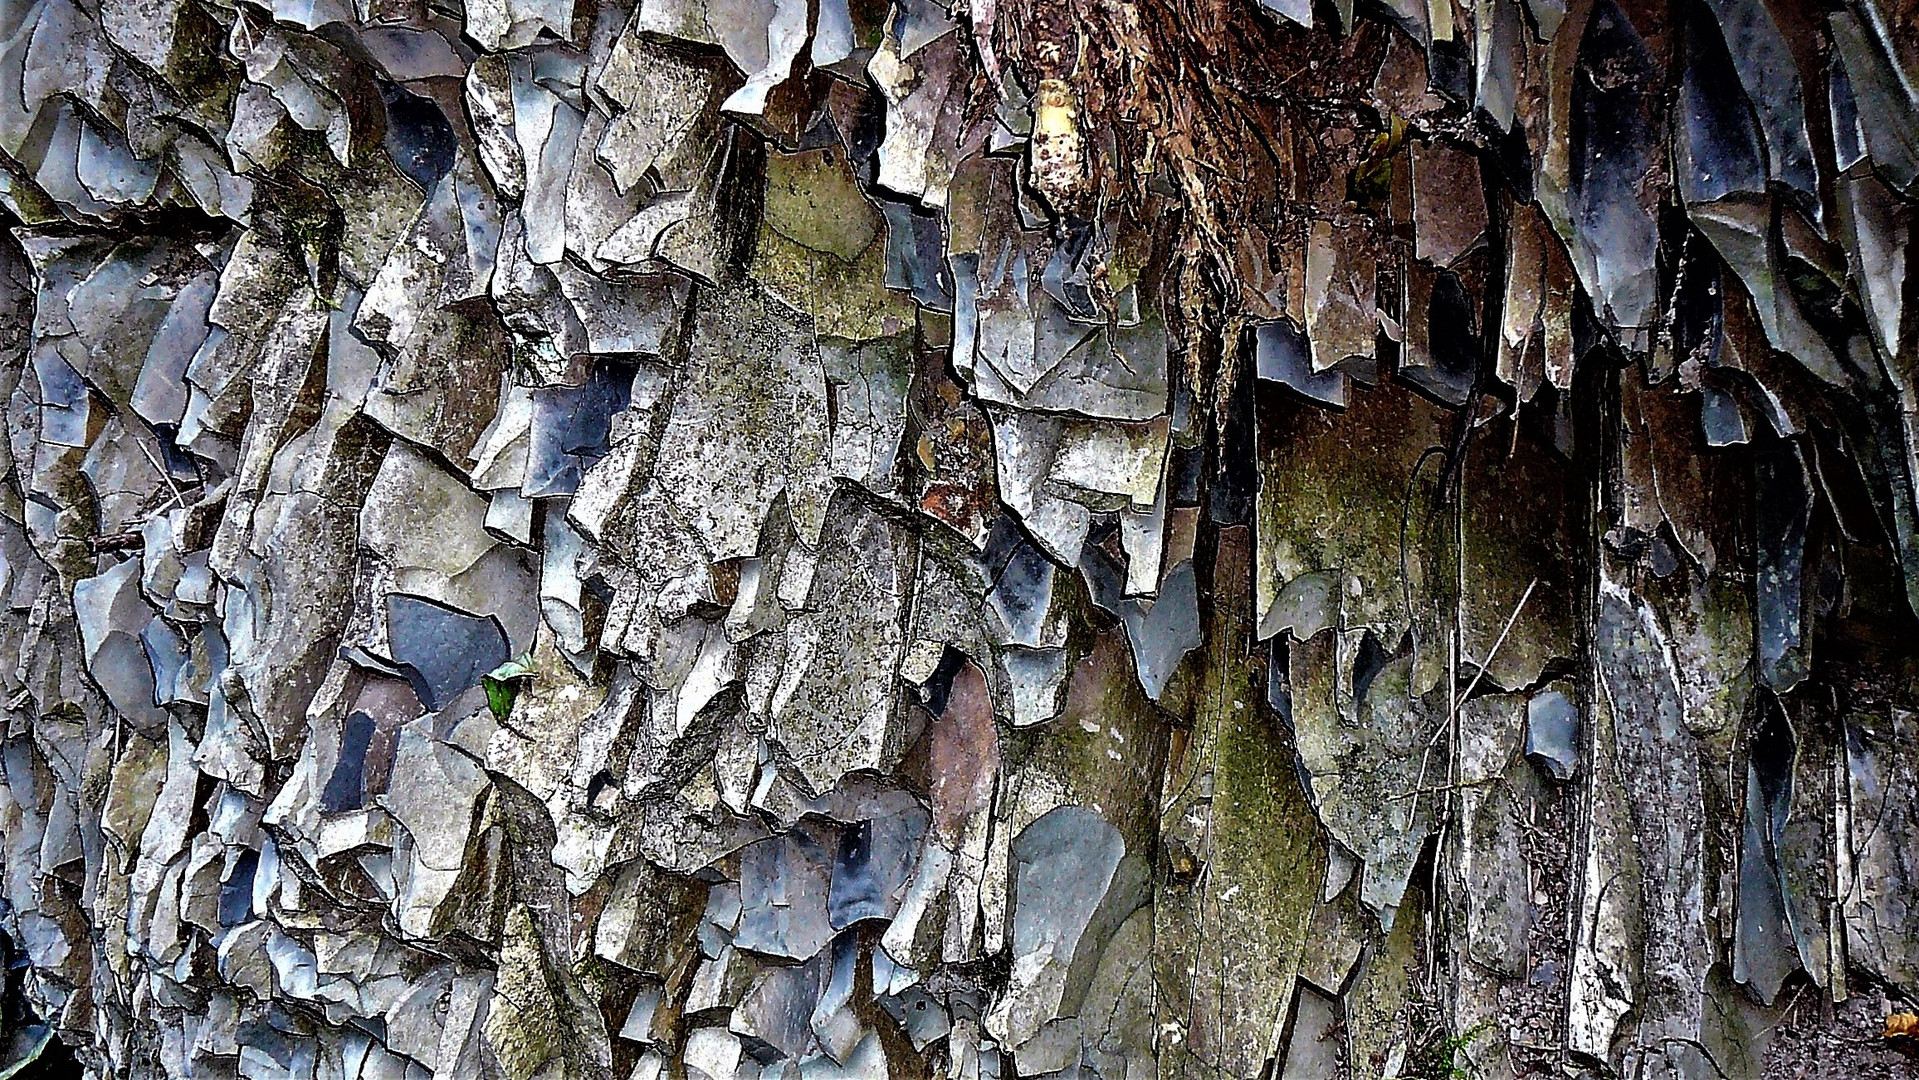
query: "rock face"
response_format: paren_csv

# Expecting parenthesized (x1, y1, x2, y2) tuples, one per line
(1, 0, 1918, 1073)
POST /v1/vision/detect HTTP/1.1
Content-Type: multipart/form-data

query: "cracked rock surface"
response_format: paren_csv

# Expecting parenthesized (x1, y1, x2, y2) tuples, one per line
(1, 0, 1918, 1074)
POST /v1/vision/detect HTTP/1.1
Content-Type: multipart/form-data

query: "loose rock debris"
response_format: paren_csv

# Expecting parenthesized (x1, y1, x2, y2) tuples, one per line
(0, 0, 1917, 1075)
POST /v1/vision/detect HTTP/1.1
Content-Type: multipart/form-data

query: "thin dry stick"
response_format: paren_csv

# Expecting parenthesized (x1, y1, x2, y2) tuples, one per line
(1422, 475, 1466, 998)
(131, 426, 190, 511)
(1418, 576, 1541, 756)
(1450, 577, 1540, 724)
(1404, 578, 1540, 826)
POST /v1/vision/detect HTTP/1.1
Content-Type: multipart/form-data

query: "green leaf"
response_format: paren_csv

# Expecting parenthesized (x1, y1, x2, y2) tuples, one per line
(482, 656, 537, 722)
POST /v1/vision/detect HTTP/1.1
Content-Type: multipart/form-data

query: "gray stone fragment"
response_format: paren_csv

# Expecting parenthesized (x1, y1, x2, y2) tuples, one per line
(768, 495, 910, 794)
(1254, 319, 1348, 408)
(986, 805, 1144, 1051)
(384, 595, 510, 713)
(809, 934, 866, 1063)
(1276, 981, 1343, 1080)
(1120, 559, 1201, 701)
(828, 811, 926, 929)
(1291, 632, 1436, 917)
(1524, 685, 1579, 780)
(735, 821, 837, 961)
(73, 556, 169, 728)
(654, 281, 832, 560)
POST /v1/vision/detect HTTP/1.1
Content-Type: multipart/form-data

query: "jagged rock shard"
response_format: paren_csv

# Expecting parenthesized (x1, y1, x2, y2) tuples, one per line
(985, 531, 1058, 647)
(1254, 319, 1348, 408)
(525, 359, 635, 498)
(990, 804, 1141, 1051)
(1699, 384, 1749, 446)
(1292, 634, 1435, 916)
(1593, 579, 1714, 1043)
(1120, 560, 1201, 701)
(381, 82, 458, 191)
(1844, 707, 1919, 989)
(9, 0, 1919, 1071)
(1569, 0, 1662, 341)
(1754, 438, 1811, 692)
(1732, 705, 1801, 1004)
(1276, 980, 1344, 1080)
(1677, 8, 1761, 207)
(1524, 685, 1578, 781)
(384, 594, 511, 712)
(1400, 266, 1477, 406)
(319, 712, 379, 814)
(736, 822, 837, 961)
(219, 850, 259, 928)
(829, 812, 927, 929)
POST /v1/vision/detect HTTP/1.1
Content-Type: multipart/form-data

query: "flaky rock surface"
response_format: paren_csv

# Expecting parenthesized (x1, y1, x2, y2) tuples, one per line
(0, 0, 1917, 1074)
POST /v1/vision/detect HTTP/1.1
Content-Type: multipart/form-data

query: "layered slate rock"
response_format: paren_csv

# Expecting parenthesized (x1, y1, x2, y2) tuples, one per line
(1, 0, 1919, 1075)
